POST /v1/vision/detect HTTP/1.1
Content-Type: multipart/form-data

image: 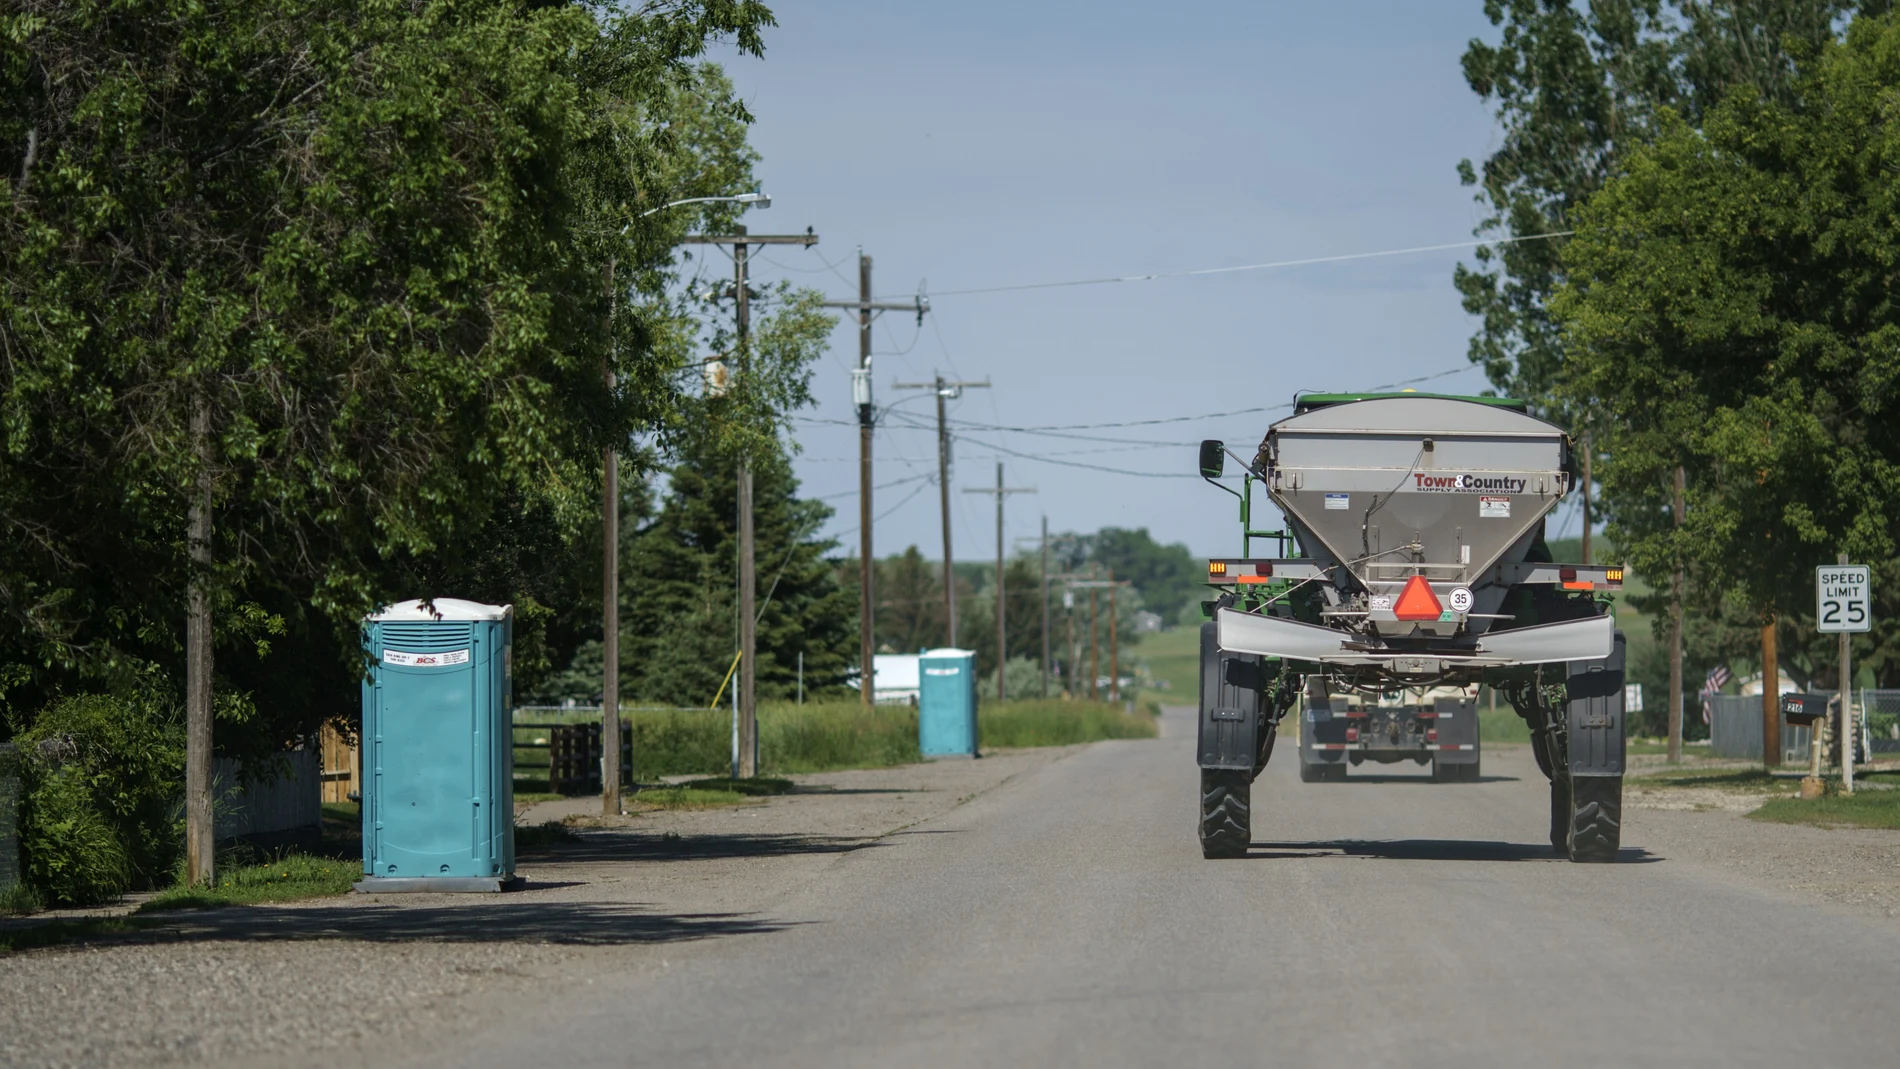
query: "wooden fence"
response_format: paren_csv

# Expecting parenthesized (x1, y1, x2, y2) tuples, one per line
(318, 721, 359, 804)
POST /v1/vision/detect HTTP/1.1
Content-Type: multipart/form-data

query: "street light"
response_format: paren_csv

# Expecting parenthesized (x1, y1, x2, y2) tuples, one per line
(639, 191, 770, 218)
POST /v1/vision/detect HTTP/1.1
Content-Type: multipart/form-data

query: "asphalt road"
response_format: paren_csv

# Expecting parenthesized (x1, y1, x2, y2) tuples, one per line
(400, 706, 1900, 1068)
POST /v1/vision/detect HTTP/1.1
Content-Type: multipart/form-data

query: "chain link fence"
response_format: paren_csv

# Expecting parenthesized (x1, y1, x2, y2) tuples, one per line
(1708, 689, 1900, 763)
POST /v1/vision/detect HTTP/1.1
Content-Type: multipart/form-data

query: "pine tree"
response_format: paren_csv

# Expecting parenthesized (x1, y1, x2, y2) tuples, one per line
(872, 545, 944, 654)
(620, 436, 855, 706)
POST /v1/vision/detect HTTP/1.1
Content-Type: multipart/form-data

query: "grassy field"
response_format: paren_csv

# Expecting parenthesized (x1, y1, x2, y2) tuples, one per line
(1133, 625, 1201, 707)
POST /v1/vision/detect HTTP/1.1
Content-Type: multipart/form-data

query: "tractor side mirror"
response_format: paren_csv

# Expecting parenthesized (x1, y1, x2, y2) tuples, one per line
(1198, 439, 1225, 479)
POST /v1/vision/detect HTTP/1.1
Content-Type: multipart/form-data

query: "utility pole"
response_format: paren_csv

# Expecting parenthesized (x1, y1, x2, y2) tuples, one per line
(893, 373, 989, 647)
(1762, 616, 1780, 770)
(602, 259, 621, 814)
(681, 226, 819, 777)
(963, 463, 1033, 700)
(1840, 552, 1855, 793)
(1580, 430, 1593, 565)
(1108, 566, 1121, 702)
(1089, 582, 1099, 700)
(1065, 586, 1076, 696)
(1040, 518, 1051, 697)
(1668, 465, 1685, 764)
(820, 255, 929, 706)
(1066, 572, 1131, 703)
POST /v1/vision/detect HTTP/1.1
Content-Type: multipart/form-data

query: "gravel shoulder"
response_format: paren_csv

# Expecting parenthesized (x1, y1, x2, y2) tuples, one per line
(1614, 752, 1900, 922)
(0, 746, 1078, 1069)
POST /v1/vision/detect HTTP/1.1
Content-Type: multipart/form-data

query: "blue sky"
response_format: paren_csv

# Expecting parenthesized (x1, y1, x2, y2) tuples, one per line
(710, 2, 1542, 561)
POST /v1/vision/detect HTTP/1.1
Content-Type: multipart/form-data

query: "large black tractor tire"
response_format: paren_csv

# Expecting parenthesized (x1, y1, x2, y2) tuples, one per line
(1199, 769, 1252, 858)
(1567, 776, 1623, 863)
(1549, 778, 1571, 856)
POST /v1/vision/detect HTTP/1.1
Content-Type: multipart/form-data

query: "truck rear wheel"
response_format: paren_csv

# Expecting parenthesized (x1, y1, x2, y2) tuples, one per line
(1431, 758, 1478, 782)
(1199, 769, 1251, 858)
(1567, 776, 1622, 863)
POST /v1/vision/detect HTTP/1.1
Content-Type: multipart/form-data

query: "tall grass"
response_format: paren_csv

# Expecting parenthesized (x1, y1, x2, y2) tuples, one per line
(980, 699, 1157, 747)
(515, 697, 1156, 783)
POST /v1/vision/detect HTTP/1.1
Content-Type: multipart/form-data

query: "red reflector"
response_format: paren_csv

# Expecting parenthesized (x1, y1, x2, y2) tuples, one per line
(1393, 575, 1443, 621)
(1559, 567, 1577, 581)
(1255, 562, 1272, 577)
(1427, 729, 1438, 743)
(1345, 727, 1359, 742)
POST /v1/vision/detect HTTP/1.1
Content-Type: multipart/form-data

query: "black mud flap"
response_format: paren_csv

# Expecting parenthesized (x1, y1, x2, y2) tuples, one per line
(1433, 696, 1479, 764)
(1198, 621, 1260, 771)
(1567, 629, 1627, 778)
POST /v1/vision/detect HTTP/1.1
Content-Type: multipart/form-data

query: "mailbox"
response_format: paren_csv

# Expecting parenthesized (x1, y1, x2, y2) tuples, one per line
(1780, 692, 1829, 725)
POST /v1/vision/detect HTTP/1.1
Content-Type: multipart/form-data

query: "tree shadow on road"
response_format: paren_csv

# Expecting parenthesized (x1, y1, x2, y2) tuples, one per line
(1247, 839, 1658, 863)
(1318, 773, 1521, 785)
(139, 900, 800, 947)
(521, 829, 881, 864)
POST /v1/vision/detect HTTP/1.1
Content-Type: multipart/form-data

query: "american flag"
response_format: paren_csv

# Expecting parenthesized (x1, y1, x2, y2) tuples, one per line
(1700, 665, 1731, 724)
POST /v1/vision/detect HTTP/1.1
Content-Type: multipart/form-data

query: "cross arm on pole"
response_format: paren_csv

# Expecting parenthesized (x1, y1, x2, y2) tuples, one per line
(894, 378, 990, 393)
(682, 230, 819, 246)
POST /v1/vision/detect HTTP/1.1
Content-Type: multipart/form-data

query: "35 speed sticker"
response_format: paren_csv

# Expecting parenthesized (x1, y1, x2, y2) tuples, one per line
(1448, 587, 1474, 613)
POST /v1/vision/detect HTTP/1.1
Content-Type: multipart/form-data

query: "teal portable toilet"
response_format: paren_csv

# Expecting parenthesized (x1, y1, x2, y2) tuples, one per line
(918, 647, 978, 757)
(356, 598, 518, 892)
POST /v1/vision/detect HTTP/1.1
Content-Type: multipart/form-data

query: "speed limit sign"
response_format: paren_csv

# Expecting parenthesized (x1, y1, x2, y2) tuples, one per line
(1816, 564, 1872, 633)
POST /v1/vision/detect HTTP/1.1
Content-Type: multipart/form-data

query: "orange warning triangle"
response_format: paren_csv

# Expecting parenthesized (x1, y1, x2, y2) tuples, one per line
(1393, 575, 1443, 621)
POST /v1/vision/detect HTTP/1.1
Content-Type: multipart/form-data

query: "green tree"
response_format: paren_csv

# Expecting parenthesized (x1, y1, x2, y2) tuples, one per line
(1554, 11, 1900, 679)
(1457, 0, 1885, 415)
(872, 546, 945, 654)
(621, 432, 854, 706)
(0, 2, 780, 736)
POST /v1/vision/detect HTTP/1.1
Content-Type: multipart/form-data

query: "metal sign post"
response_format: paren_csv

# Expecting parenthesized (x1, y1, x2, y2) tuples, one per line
(1817, 559, 1872, 792)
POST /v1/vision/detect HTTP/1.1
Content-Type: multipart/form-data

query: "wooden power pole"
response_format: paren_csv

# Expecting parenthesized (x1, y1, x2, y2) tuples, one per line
(601, 259, 621, 814)
(1040, 517, 1051, 698)
(893, 373, 988, 647)
(1668, 465, 1684, 764)
(681, 226, 819, 777)
(1762, 617, 1780, 770)
(963, 463, 1033, 700)
(820, 255, 929, 705)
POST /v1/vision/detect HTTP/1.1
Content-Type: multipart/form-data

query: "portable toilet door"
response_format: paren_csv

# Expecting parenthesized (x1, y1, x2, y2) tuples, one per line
(918, 648, 979, 757)
(359, 598, 516, 891)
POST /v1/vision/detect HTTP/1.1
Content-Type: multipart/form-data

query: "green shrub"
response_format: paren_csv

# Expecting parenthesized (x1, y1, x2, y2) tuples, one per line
(0, 881, 40, 915)
(16, 689, 185, 905)
(20, 767, 131, 906)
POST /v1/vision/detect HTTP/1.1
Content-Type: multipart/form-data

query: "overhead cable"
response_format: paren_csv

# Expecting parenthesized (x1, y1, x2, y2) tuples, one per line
(874, 232, 1573, 300)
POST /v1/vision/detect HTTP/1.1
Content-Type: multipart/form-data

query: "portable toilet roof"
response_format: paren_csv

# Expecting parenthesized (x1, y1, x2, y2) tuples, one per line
(367, 598, 511, 622)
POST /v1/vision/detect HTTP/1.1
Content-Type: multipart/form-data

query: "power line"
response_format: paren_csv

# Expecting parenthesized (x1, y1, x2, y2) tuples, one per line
(810, 471, 933, 501)
(873, 231, 1574, 300)
(951, 430, 1202, 479)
